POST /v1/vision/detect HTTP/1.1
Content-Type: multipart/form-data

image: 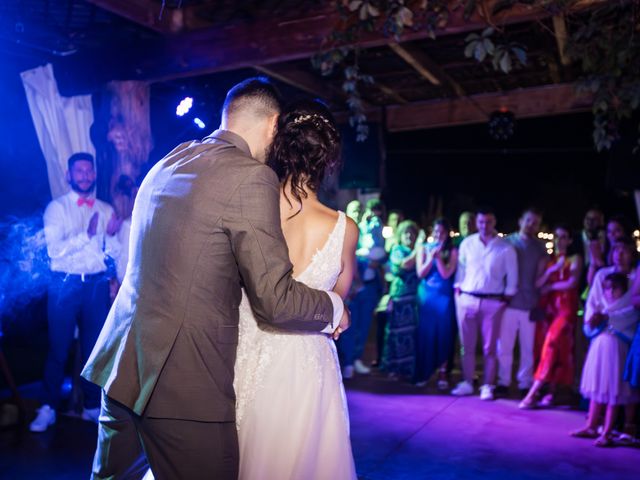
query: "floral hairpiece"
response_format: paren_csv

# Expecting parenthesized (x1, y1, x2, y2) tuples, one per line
(291, 114, 332, 127)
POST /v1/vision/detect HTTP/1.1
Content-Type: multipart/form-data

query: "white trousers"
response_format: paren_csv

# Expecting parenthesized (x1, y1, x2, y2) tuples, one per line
(497, 307, 535, 389)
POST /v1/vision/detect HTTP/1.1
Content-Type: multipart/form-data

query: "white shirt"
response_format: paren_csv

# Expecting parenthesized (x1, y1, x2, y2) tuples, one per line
(455, 233, 518, 296)
(43, 190, 120, 275)
(325, 291, 345, 333)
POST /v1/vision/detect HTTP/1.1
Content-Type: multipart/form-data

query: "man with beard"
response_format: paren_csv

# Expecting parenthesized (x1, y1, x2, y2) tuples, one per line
(30, 152, 122, 432)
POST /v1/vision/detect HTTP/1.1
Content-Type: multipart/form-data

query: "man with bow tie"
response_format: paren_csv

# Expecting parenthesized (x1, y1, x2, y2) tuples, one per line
(30, 152, 122, 432)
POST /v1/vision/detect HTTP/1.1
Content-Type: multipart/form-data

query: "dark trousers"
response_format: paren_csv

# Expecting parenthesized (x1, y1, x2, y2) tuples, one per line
(338, 281, 381, 366)
(44, 273, 109, 409)
(92, 393, 239, 480)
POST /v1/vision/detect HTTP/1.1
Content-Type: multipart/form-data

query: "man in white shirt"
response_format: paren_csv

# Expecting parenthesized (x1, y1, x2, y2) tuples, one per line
(452, 207, 518, 400)
(30, 153, 121, 432)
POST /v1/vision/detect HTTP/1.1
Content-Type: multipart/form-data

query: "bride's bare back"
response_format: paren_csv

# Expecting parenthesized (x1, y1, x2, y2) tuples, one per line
(279, 188, 359, 299)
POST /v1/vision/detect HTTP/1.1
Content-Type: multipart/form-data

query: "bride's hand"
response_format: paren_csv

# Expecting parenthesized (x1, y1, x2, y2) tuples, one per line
(332, 306, 351, 341)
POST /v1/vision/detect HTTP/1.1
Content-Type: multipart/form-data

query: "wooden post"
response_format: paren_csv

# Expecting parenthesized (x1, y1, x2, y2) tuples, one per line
(106, 81, 153, 219)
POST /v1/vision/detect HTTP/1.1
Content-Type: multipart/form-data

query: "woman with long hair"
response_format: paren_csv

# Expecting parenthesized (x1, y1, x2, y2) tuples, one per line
(414, 218, 458, 389)
(234, 99, 358, 479)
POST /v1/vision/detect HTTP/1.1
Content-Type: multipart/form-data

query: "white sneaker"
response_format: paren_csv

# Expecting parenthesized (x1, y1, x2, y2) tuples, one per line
(342, 365, 354, 379)
(480, 384, 495, 401)
(29, 405, 56, 432)
(354, 359, 371, 375)
(81, 407, 101, 424)
(451, 381, 474, 396)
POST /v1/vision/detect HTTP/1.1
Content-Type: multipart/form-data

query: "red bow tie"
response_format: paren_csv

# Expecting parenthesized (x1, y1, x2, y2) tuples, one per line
(77, 197, 95, 208)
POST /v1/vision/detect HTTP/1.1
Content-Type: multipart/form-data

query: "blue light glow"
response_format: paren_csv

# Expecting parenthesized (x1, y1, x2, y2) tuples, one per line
(193, 117, 206, 129)
(176, 97, 193, 117)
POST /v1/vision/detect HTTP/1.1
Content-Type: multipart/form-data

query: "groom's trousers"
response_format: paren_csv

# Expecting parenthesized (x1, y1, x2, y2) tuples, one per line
(91, 392, 239, 480)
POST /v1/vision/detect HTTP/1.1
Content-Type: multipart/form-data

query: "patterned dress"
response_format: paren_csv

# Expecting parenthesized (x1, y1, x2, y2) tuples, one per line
(382, 244, 419, 378)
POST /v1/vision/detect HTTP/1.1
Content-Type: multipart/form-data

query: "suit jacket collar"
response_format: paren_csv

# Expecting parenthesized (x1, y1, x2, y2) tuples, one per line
(205, 129, 253, 158)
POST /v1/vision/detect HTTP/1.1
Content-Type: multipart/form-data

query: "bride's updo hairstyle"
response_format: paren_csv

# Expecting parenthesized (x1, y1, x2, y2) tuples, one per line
(267, 99, 341, 215)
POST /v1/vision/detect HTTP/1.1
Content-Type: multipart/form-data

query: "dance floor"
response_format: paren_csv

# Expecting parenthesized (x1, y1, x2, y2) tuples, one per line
(1, 370, 637, 480)
(346, 374, 638, 480)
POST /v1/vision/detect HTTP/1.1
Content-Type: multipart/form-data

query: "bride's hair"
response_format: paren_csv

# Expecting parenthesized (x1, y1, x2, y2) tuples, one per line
(267, 99, 341, 215)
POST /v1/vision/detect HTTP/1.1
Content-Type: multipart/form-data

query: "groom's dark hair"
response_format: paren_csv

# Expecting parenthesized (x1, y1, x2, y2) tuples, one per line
(222, 77, 282, 120)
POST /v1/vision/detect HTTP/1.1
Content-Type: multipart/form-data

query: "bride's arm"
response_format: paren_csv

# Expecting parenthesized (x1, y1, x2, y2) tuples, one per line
(333, 217, 360, 299)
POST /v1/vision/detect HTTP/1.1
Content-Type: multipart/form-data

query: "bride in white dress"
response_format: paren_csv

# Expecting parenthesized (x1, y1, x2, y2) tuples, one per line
(233, 99, 359, 480)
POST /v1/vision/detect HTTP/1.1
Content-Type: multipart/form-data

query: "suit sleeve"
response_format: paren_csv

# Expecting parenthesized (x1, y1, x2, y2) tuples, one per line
(224, 165, 336, 332)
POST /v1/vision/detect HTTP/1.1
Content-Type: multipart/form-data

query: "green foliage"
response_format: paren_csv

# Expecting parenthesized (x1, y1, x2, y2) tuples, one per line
(464, 27, 528, 73)
(314, 0, 640, 152)
(565, 0, 640, 152)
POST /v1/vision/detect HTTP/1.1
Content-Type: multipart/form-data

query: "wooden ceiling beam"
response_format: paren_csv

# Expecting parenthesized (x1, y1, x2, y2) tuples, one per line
(373, 80, 409, 104)
(86, 0, 174, 33)
(89, 0, 605, 82)
(253, 64, 381, 112)
(388, 42, 466, 97)
(253, 64, 336, 101)
(388, 42, 441, 86)
(552, 14, 571, 66)
(386, 83, 591, 131)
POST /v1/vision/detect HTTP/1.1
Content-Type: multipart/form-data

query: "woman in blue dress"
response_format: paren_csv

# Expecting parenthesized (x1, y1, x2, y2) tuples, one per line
(414, 218, 458, 389)
(622, 263, 640, 444)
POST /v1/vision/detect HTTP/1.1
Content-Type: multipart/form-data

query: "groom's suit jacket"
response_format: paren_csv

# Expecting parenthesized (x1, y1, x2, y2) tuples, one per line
(82, 130, 334, 422)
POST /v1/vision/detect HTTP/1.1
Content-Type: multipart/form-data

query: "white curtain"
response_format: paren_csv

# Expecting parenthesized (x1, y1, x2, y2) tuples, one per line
(20, 64, 95, 199)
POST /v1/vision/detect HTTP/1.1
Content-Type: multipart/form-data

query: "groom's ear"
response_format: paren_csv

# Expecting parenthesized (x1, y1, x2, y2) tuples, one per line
(269, 113, 279, 133)
(266, 113, 279, 142)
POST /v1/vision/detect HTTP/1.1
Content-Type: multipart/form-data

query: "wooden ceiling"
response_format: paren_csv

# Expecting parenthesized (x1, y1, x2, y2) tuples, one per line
(4, 0, 602, 131)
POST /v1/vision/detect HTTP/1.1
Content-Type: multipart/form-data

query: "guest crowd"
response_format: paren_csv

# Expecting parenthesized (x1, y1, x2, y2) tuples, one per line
(338, 200, 640, 448)
(25, 152, 640, 450)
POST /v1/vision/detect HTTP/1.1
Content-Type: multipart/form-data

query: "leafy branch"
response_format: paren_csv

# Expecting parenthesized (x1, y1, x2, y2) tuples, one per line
(313, 0, 640, 153)
(464, 27, 528, 73)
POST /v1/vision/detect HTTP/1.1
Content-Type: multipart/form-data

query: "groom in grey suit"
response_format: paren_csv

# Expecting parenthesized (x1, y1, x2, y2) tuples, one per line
(82, 78, 349, 480)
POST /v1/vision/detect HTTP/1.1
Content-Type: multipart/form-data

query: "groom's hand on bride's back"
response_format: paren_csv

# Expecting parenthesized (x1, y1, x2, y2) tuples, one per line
(332, 305, 351, 341)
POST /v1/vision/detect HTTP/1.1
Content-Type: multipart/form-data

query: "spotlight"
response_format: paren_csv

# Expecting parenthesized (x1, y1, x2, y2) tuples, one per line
(176, 97, 193, 117)
(382, 226, 394, 239)
(193, 117, 206, 129)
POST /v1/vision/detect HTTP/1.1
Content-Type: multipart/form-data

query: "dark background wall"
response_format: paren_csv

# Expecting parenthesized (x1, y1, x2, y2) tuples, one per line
(384, 113, 639, 233)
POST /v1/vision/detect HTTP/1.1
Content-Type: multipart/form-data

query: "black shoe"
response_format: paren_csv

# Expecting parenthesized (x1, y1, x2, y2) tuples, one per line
(494, 385, 509, 398)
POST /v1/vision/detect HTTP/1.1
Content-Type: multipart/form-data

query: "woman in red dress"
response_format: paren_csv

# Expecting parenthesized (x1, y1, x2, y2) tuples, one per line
(520, 225, 583, 408)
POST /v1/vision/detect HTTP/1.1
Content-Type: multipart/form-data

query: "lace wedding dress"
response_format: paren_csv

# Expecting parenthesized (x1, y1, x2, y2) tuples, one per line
(234, 211, 357, 480)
